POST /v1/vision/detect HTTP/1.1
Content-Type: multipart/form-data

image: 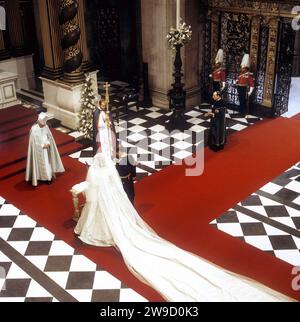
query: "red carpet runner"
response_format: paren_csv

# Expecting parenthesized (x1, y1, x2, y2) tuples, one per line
(292, 113, 300, 122)
(0, 105, 82, 181)
(1, 115, 300, 301)
(0, 105, 37, 126)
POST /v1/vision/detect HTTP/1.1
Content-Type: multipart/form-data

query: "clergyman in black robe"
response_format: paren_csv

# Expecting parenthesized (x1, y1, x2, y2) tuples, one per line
(206, 91, 227, 152)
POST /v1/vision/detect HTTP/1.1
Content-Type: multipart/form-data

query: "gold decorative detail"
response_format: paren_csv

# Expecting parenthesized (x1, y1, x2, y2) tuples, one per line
(65, 46, 81, 59)
(220, 12, 250, 67)
(208, 0, 293, 109)
(263, 17, 279, 107)
(250, 16, 261, 71)
(60, 0, 74, 10)
(71, 188, 80, 222)
(70, 181, 88, 222)
(59, 0, 83, 83)
(209, 0, 295, 18)
(63, 21, 78, 35)
(103, 82, 111, 112)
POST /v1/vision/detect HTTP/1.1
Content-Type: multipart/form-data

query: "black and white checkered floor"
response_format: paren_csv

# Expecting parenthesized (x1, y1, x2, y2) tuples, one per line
(0, 197, 146, 302)
(67, 104, 262, 180)
(4, 99, 299, 301)
(211, 163, 300, 266)
(53, 79, 262, 177)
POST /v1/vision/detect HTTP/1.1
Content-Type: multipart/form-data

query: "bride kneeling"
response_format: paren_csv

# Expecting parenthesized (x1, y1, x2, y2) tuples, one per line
(75, 153, 293, 302)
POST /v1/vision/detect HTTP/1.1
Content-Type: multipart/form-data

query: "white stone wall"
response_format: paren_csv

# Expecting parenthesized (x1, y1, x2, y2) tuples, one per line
(41, 71, 99, 130)
(0, 55, 35, 91)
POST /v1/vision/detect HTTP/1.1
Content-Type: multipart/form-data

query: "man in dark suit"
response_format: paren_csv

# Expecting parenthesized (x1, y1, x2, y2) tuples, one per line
(115, 146, 137, 205)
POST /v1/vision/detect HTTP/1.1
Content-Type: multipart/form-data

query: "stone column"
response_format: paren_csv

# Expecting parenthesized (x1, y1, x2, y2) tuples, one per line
(5, 0, 26, 56)
(39, 0, 97, 130)
(141, 0, 174, 109)
(183, 0, 201, 107)
(0, 31, 10, 60)
(141, 0, 201, 109)
(37, 0, 64, 80)
(59, 0, 84, 84)
(77, 0, 91, 72)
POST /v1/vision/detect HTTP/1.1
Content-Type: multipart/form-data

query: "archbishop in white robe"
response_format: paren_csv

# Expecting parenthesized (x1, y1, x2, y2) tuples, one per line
(26, 113, 65, 186)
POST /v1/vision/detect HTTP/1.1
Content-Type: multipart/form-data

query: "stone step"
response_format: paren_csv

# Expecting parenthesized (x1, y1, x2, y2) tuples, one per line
(17, 89, 44, 108)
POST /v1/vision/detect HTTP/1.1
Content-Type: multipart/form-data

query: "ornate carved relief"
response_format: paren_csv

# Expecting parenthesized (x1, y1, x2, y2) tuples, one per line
(254, 25, 269, 104)
(207, 0, 296, 112)
(249, 16, 261, 71)
(220, 12, 251, 106)
(263, 17, 278, 107)
(209, 0, 294, 17)
(201, 19, 212, 102)
(59, 0, 84, 83)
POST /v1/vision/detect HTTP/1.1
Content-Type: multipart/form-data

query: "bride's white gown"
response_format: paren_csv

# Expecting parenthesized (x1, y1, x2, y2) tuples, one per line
(75, 154, 293, 302)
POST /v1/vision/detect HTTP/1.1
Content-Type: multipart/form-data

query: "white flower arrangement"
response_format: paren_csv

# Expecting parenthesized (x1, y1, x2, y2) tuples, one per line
(167, 21, 192, 50)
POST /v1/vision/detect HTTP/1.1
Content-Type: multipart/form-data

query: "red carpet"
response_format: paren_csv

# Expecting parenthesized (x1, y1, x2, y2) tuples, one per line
(0, 157, 164, 301)
(0, 126, 76, 168)
(0, 115, 37, 135)
(1, 115, 300, 301)
(0, 124, 32, 144)
(135, 116, 300, 301)
(0, 105, 82, 181)
(292, 113, 300, 122)
(0, 105, 37, 126)
(0, 106, 77, 168)
(0, 142, 82, 181)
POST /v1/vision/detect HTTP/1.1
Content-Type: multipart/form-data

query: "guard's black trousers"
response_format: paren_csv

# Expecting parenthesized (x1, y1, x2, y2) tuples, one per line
(237, 86, 247, 115)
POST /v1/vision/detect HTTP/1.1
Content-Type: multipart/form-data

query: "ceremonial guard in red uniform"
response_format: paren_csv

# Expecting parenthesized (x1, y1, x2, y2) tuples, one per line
(210, 49, 226, 92)
(236, 54, 255, 117)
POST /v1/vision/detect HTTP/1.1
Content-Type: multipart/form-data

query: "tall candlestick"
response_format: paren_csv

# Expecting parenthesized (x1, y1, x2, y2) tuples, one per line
(176, 0, 180, 29)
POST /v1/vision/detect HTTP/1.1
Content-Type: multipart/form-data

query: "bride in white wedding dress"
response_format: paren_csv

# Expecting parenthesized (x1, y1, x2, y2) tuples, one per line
(75, 153, 294, 302)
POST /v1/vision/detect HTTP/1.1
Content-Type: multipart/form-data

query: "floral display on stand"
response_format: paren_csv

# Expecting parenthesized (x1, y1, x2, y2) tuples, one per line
(167, 21, 192, 50)
(78, 74, 98, 139)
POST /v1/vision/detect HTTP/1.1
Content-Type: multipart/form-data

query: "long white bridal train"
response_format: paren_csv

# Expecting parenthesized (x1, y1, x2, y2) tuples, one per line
(75, 153, 294, 302)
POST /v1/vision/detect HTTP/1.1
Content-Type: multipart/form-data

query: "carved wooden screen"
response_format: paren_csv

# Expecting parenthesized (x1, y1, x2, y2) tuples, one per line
(254, 25, 269, 104)
(273, 21, 296, 116)
(220, 12, 251, 108)
(86, 0, 140, 81)
(96, 2, 121, 79)
(201, 19, 212, 103)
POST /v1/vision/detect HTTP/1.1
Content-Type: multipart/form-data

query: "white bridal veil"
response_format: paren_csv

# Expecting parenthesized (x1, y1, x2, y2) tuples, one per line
(75, 153, 294, 302)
